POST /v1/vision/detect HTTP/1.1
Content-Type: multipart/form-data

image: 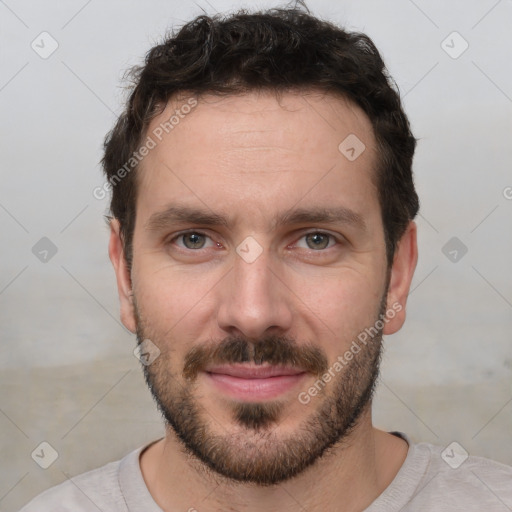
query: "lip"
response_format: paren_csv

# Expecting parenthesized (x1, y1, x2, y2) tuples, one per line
(204, 364, 308, 401)
(205, 364, 305, 379)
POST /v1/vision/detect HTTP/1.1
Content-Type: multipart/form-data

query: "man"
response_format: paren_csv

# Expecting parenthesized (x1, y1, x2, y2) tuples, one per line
(20, 2, 512, 511)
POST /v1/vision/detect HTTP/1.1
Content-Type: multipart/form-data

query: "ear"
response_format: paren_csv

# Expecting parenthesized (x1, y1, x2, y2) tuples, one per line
(108, 218, 137, 334)
(383, 221, 418, 335)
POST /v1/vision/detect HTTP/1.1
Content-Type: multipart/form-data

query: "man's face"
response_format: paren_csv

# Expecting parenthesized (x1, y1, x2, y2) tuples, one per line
(110, 90, 414, 485)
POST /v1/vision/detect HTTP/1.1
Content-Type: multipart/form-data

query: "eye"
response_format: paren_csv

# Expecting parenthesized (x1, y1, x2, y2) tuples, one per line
(167, 230, 340, 253)
(172, 231, 217, 250)
(295, 232, 338, 251)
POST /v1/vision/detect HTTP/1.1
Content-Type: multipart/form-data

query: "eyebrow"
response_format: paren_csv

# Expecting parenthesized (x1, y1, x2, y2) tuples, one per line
(145, 203, 367, 233)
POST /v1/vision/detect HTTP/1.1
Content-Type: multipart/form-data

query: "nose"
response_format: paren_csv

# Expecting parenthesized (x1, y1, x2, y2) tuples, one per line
(216, 247, 293, 341)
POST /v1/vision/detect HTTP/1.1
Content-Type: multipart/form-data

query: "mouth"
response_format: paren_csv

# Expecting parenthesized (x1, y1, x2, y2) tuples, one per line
(203, 364, 308, 401)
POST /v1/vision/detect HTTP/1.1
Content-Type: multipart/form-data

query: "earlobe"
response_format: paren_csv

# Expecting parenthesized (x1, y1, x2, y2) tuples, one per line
(108, 218, 137, 334)
(382, 221, 418, 335)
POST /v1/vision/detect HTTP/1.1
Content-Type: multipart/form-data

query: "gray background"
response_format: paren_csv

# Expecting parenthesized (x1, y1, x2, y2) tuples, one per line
(1, 0, 511, 510)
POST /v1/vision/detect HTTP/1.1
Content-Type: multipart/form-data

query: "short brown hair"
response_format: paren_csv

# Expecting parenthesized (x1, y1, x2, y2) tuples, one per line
(101, 2, 419, 272)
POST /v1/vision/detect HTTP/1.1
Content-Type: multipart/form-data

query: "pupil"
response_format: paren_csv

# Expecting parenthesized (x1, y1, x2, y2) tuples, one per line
(186, 233, 203, 248)
(308, 233, 328, 249)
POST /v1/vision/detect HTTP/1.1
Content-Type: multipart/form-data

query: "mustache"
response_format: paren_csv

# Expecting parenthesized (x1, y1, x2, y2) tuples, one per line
(183, 335, 329, 381)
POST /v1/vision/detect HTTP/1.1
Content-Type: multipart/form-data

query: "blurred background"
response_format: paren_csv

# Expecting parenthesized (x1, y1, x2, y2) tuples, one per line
(1, 0, 511, 509)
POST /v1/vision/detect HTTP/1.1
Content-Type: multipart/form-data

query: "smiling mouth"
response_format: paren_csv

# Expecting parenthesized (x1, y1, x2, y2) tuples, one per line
(204, 364, 308, 401)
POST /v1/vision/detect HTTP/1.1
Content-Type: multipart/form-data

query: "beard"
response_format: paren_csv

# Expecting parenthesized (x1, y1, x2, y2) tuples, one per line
(133, 292, 387, 487)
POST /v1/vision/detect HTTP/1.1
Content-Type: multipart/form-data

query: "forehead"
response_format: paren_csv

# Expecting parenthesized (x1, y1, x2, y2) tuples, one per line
(144, 89, 374, 158)
(135, 89, 379, 230)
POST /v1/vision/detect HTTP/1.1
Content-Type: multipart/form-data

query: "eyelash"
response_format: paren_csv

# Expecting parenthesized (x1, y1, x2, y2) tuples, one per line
(167, 230, 341, 253)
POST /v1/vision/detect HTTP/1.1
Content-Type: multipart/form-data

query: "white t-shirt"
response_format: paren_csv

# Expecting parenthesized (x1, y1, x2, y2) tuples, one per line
(19, 432, 512, 511)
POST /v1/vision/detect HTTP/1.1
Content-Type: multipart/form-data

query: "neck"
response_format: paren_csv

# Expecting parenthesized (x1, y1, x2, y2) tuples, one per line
(140, 408, 409, 512)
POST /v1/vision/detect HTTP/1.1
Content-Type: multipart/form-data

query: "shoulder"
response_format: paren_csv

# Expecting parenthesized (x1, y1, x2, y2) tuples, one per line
(19, 457, 125, 512)
(371, 434, 512, 511)
(412, 441, 512, 509)
(422, 441, 512, 481)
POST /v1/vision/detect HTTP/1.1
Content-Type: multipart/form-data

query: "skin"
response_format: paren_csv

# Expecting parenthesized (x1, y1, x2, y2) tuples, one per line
(108, 89, 418, 511)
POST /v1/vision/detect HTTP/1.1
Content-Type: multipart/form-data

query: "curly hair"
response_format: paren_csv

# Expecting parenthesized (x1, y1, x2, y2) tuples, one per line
(101, 1, 419, 273)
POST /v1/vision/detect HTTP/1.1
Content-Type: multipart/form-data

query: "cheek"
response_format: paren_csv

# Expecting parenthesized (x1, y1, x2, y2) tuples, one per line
(291, 268, 383, 351)
(133, 260, 220, 340)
